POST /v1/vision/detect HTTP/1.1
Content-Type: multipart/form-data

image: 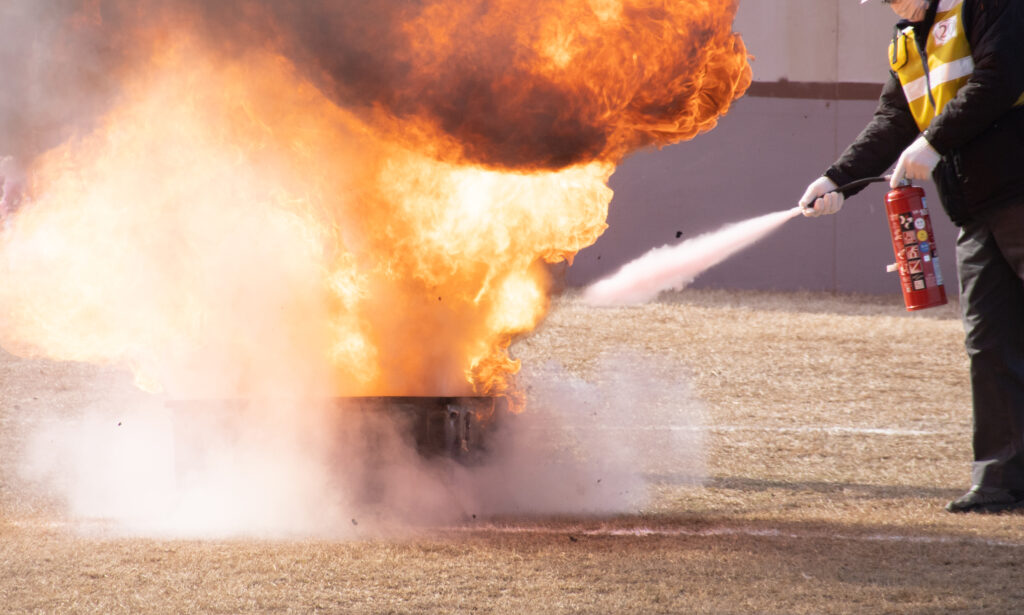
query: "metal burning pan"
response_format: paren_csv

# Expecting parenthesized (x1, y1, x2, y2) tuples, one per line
(168, 396, 510, 470)
(329, 396, 508, 461)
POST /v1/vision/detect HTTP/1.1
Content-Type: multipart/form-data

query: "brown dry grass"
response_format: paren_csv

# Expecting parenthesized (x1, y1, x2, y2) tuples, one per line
(4, 288, 1024, 614)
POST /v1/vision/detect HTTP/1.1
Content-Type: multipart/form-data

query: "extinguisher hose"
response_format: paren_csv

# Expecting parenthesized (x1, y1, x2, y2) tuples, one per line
(831, 175, 892, 194)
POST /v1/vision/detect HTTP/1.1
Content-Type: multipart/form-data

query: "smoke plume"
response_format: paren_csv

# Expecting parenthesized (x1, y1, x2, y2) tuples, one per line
(0, 0, 749, 169)
(19, 353, 705, 536)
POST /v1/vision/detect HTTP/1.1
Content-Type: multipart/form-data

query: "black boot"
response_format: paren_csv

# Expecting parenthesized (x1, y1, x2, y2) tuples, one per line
(946, 486, 1024, 513)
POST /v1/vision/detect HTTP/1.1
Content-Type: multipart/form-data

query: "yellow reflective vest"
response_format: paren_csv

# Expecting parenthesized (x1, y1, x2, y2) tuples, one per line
(888, 0, 1024, 131)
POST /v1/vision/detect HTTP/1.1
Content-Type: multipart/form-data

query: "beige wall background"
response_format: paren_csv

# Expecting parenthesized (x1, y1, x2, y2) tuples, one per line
(736, 0, 896, 83)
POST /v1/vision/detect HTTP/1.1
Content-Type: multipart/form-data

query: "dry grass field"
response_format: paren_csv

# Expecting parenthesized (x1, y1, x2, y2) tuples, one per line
(3, 288, 1024, 614)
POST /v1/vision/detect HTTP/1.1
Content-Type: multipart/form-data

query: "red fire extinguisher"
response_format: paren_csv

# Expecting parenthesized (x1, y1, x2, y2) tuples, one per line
(826, 177, 947, 311)
(884, 184, 947, 311)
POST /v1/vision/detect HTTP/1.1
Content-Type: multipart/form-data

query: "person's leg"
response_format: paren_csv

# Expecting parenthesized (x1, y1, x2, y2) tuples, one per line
(949, 203, 1024, 512)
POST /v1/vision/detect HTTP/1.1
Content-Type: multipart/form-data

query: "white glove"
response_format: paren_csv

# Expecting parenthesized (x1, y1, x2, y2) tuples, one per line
(890, 134, 940, 189)
(798, 176, 843, 217)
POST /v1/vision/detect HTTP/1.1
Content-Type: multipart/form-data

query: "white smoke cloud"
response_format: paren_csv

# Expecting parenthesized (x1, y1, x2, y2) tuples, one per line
(454, 355, 706, 517)
(0, 2, 126, 161)
(17, 352, 706, 537)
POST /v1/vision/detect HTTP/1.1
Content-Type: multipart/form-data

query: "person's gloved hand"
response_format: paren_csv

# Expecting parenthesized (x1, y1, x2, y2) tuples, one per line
(799, 176, 843, 217)
(890, 134, 940, 189)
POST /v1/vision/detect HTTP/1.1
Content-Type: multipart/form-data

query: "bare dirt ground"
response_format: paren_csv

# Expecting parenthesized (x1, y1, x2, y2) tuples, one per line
(3, 288, 1024, 614)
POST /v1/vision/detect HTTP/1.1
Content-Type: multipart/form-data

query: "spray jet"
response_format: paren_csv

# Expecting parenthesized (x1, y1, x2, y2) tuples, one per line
(583, 176, 947, 311)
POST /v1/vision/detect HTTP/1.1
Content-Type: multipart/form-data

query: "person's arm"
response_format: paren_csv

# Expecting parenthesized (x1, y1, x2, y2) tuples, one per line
(823, 72, 920, 197)
(924, 0, 1024, 155)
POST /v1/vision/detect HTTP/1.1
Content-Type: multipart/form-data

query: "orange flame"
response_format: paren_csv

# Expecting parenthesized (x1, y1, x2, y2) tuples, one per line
(0, 1, 748, 404)
(387, 0, 752, 168)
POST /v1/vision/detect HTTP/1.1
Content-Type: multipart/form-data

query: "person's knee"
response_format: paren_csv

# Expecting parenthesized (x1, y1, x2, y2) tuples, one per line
(964, 316, 1024, 356)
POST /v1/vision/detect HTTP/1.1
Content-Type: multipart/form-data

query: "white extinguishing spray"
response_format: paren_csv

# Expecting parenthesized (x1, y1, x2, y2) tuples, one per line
(583, 176, 947, 310)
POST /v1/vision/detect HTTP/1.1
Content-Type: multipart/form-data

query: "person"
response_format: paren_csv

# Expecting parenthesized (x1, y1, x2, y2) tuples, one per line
(798, 0, 1024, 513)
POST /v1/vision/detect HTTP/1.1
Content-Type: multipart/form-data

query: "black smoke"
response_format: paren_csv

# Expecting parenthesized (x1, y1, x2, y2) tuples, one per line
(0, 0, 746, 171)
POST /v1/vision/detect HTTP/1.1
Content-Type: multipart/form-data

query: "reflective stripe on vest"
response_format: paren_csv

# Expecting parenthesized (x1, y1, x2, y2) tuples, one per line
(889, 0, 974, 131)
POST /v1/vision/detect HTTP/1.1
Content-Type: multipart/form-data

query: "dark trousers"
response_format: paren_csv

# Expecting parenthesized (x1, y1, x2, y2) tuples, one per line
(956, 201, 1024, 490)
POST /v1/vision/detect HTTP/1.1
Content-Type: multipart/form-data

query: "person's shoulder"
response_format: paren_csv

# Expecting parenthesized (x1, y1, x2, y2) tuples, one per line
(964, 0, 1013, 15)
(961, 0, 1015, 34)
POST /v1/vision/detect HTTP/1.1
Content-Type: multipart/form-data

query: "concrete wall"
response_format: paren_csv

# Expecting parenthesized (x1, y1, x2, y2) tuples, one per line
(565, 1, 961, 297)
(737, 0, 895, 83)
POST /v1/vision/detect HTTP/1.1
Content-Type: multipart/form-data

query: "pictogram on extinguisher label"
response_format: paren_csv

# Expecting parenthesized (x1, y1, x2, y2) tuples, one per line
(886, 186, 947, 311)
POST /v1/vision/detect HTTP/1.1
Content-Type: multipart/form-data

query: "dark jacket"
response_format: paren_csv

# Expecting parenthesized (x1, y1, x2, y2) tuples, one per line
(823, 0, 1024, 225)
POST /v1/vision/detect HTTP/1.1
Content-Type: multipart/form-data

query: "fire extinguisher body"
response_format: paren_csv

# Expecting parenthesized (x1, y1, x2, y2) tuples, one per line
(885, 186, 947, 311)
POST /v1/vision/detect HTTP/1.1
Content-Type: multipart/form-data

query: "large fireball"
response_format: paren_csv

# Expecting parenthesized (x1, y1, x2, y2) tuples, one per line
(0, 0, 750, 402)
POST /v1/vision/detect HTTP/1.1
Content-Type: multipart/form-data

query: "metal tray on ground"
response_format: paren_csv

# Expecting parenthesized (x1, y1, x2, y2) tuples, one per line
(167, 396, 510, 471)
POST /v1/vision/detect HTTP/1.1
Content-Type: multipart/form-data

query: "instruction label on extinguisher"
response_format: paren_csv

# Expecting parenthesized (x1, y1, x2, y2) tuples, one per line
(886, 188, 947, 310)
(920, 196, 944, 287)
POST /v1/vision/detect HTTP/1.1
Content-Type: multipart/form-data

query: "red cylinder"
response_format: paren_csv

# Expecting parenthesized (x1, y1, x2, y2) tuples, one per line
(885, 185, 947, 311)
